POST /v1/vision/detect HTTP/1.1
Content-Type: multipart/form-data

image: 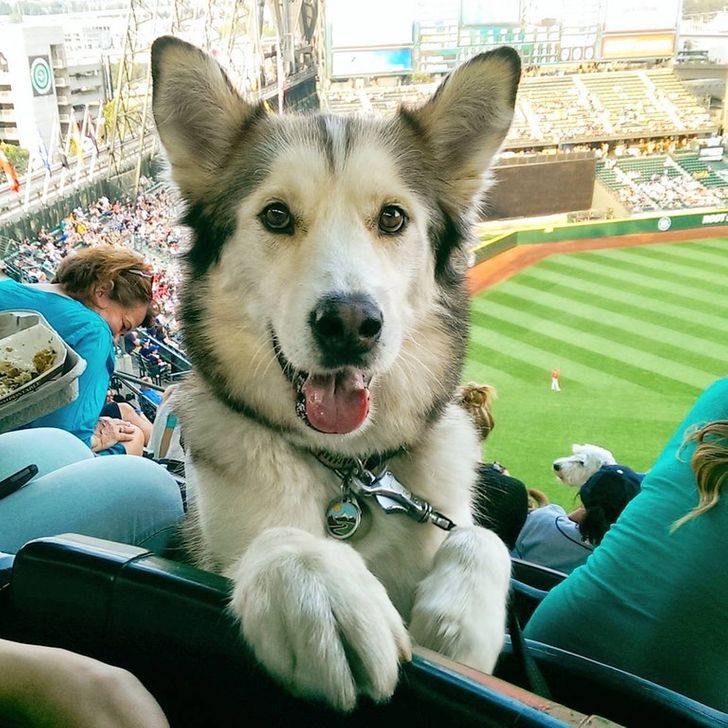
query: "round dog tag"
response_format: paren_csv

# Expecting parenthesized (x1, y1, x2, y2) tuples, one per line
(325, 496, 362, 540)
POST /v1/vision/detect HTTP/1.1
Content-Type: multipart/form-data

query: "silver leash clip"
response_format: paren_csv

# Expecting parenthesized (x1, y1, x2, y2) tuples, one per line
(348, 468, 456, 531)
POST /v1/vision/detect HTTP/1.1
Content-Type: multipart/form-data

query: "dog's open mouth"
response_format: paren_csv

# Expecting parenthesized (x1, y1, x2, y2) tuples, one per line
(271, 329, 371, 435)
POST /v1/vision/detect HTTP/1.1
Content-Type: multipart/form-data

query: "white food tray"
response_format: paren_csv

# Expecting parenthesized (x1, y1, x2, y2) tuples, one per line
(0, 310, 87, 433)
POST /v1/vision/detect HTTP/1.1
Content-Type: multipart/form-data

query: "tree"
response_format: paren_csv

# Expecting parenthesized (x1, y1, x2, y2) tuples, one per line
(0, 142, 29, 175)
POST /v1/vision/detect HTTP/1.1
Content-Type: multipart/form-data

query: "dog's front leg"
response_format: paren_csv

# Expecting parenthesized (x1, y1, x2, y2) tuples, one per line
(408, 526, 510, 673)
(229, 526, 411, 712)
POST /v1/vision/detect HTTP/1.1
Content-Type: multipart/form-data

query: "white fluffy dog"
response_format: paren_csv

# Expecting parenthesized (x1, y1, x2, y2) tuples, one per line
(552, 443, 616, 487)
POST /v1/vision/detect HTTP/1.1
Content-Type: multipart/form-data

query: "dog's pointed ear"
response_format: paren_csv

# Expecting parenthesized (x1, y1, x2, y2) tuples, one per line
(151, 36, 261, 202)
(404, 46, 520, 215)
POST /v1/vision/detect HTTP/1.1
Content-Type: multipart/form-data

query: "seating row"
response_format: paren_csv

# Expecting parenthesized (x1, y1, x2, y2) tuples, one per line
(1, 535, 725, 727)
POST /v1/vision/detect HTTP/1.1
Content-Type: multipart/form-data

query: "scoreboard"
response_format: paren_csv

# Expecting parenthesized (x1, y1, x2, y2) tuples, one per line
(325, 0, 683, 78)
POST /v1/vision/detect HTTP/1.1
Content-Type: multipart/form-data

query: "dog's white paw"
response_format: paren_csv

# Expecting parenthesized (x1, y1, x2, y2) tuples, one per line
(409, 526, 510, 674)
(229, 527, 411, 712)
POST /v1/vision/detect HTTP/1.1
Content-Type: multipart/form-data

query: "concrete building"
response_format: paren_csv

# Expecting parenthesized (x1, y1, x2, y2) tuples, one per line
(60, 10, 126, 65)
(0, 24, 67, 152)
(0, 21, 107, 156)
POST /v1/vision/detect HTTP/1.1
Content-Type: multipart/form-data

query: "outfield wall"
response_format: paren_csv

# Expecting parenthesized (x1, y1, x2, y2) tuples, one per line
(482, 152, 596, 219)
(473, 208, 728, 263)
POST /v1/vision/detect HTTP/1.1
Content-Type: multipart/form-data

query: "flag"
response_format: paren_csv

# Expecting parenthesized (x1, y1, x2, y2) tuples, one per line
(37, 132, 51, 172)
(85, 115, 100, 154)
(0, 148, 20, 193)
(69, 119, 83, 158)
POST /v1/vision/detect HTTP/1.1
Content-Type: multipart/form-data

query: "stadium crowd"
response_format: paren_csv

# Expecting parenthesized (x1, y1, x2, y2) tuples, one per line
(598, 154, 727, 212)
(3, 181, 185, 344)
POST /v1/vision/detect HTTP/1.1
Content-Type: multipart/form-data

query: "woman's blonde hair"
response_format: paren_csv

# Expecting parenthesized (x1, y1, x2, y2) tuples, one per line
(672, 419, 728, 531)
(455, 382, 497, 441)
(53, 246, 156, 325)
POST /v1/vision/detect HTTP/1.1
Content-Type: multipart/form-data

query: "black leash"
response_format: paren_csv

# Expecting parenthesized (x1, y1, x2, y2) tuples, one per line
(507, 582, 552, 699)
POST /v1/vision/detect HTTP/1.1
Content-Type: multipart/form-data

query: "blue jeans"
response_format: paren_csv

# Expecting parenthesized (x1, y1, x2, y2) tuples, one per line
(0, 428, 184, 554)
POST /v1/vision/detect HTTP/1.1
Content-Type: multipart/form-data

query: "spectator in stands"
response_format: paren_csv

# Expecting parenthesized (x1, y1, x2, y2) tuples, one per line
(140, 338, 160, 361)
(147, 318, 170, 346)
(455, 382, 496, 442)
(473, 462, 529, 550)
(454, 383, 531, 549)
(512, 464, 641, 574)
(138, 376, 163, 423)
(98, 399, 154, 455)
(525, 378, 728, 711)
(0, 247, 156, 455)
(123, 329, 141, 355)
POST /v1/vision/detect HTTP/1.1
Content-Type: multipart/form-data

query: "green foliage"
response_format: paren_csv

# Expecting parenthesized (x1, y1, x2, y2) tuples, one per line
(465, 239, 728, 508)
(0, 142, 29, 174)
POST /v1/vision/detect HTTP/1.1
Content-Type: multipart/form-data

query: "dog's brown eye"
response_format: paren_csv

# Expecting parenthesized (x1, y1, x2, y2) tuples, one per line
(260, 203, 293, 233)
(378, 205, 407, 235)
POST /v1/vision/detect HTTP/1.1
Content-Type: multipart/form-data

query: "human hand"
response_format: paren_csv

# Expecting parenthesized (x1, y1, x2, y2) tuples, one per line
(0, 639, 169, 728)
(92, 417, 141, 452)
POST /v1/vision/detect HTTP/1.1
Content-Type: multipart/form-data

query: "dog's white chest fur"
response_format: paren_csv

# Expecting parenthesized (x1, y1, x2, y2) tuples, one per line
(183, 378, 480, 619)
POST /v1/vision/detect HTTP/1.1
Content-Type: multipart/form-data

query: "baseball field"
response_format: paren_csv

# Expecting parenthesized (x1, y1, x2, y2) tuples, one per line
(465, 236, 728, 507)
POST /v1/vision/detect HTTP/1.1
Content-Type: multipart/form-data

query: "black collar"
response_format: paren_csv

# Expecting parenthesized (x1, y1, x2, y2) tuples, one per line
(312, 445, 408, 477)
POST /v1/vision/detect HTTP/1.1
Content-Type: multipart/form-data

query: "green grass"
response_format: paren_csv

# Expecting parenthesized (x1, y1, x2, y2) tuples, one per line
(464, 237, 728, 508)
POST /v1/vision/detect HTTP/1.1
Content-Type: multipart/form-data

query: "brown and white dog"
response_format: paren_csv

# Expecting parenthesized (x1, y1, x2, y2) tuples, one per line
(151, 36, 520, 711)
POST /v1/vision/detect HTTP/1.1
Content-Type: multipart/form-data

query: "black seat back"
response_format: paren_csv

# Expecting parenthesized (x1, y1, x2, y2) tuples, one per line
(1, 535, 592, 728)
(496, 637, 728, 728)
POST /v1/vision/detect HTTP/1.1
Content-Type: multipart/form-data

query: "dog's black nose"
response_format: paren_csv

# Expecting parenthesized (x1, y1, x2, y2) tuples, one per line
(310, 293, 383, 367)
(553, 463, 561, 471)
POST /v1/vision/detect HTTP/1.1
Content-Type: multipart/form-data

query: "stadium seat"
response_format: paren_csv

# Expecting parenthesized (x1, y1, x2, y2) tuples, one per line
(511, 558, 567, 592)
(0, 534, 593, 728)
(0, 551, 13, 588)
(496, 636, 728, 728)
(509, 559, 568, 625)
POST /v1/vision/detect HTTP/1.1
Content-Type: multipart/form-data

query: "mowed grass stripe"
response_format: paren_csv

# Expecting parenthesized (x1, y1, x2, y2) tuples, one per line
(586, 247, 725, 293)
(515, 270, 728, 350)
(469, 307, 703, 395)
(643, 239, 728, 265)
(468, 324, 632, 389)
(469, 322, 627, 388)
(660, 243, 728, 265)
(577, 249, 728, 293)
(462, 356, 524, 389)
(467, 336, 561, 383)
(689, 238, 728, 255)
(484, 284, 728, 372)
(538, 256, 721, 314)
(472, 296, 717, 386)
(630, 242, 728, 272)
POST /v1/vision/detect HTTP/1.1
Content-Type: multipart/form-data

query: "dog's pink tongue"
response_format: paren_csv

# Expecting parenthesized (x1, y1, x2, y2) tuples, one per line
(302, 370, 369, 434)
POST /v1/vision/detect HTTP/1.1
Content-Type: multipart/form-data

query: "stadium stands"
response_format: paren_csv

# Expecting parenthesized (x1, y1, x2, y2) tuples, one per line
(673, 152, 728, 191)
(324, 69, 717, 148)
(596, 154, 727, 213)
(1, 185, 185, 342)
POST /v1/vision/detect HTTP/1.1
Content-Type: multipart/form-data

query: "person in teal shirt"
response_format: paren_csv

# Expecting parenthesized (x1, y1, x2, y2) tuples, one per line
(0, 248, 183, 557)
(0, 246, 154, 453)
(525, 378, 728, 711)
